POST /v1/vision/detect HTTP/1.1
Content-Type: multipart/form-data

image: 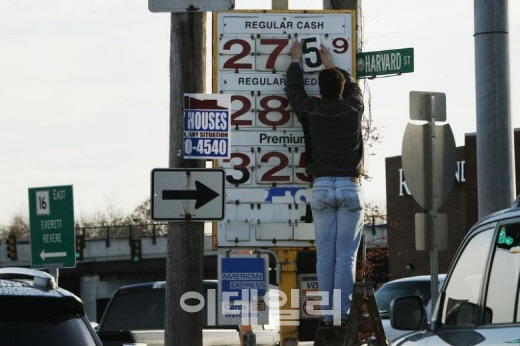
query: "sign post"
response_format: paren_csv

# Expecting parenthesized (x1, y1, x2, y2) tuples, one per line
(401, 91, 457, 316)
(28, 185, 75, 269)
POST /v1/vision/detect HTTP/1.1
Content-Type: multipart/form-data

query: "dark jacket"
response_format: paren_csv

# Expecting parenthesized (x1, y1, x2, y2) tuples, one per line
(285, 62, 364, 177)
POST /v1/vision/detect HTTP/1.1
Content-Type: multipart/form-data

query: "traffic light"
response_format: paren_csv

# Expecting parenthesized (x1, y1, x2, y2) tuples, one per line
(6, 235, 17, 261)
(130, 239, 142, 263)
(76, 235, 84, 261)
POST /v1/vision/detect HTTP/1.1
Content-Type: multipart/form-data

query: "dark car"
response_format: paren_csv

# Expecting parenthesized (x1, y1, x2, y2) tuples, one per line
(390, 196, 520, 345)
(96, 280, 244, 346)
(0, 267, 102, 346)
(375, 274, 446, 341)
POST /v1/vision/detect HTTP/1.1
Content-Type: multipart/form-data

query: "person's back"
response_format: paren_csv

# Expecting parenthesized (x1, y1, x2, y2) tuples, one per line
(285, 41, 365, 328)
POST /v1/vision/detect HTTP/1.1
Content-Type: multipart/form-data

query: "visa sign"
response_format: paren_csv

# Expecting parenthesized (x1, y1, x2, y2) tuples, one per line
(299, 274, 318, 296)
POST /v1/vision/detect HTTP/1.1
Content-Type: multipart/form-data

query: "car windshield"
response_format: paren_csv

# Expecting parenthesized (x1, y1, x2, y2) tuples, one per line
(100, 289, 166, 331)
(375, 280, 431, 318)
(0, 297, 97, 346)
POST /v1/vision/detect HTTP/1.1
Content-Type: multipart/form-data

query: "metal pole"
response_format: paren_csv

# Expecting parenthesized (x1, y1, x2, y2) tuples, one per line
(427, 95, 439, 315)
(474, 0, 515, 217)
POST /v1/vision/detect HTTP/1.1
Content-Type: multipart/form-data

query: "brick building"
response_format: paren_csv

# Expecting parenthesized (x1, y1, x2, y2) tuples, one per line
(385, 129, 520, 279)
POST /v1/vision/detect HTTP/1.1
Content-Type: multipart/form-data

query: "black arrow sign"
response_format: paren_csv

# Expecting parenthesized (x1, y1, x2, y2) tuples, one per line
(162, 181, 220, 209)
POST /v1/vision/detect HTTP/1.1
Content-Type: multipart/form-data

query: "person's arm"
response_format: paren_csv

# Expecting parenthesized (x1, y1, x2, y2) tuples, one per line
(319, 45, 334, 69)
(285, 41, 315, 122)
(339, 68, 364, 113)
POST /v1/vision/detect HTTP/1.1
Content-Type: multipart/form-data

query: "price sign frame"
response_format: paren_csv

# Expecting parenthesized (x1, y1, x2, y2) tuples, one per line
(213, 10, 356, 248)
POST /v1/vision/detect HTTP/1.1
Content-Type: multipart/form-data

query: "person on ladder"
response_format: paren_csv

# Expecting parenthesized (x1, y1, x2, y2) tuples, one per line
(285, 40, 365, 327)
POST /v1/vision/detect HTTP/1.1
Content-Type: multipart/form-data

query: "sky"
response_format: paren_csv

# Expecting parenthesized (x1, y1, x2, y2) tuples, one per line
(0, 0, 518, 226)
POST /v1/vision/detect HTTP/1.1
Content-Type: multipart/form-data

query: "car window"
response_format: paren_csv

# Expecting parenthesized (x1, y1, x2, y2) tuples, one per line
(484, 222, 520, 324)
(441, 228, 494, 326)
(376, 281, 431, 317)
(100, 289, 166, 331)
(0, 297, 98, 346)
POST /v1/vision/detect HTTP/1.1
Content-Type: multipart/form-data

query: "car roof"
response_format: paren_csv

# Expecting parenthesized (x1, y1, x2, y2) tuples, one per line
(0, 267, 84, 310)
(470, 198, 520, 230)
(382, 274, 447, 285)
(115, 279, 218, 292)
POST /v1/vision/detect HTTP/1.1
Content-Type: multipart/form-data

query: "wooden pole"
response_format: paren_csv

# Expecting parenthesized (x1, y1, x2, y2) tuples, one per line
(165, 11, 206, 346)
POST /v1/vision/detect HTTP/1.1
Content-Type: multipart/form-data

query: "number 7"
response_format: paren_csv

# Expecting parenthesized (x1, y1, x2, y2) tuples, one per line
(259, 38, 289, 70)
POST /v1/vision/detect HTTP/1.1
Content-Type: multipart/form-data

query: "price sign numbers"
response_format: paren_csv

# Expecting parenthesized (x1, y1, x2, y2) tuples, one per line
(230, 93, 293, 129)
(298, 35, 352, 73)
(221, 149, 309, 186)
(255, 93, 292, 128)
(218, 36, 255, 71)
(299, 35, 323, 72)
(218, 35, 352, 73)
(231, 94, 255, 128)
(256, 149, 293, 184)
(220, 150, 255, 186)
(255, 36, 292, 72)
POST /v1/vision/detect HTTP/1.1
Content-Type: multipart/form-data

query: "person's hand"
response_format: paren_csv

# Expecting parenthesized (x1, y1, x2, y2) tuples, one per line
(320, 44, 334, 68)
(291, 40, 303, 60)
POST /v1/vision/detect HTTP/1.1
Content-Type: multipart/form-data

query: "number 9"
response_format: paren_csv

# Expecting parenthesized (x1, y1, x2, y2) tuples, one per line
(331, 38, 349, 54)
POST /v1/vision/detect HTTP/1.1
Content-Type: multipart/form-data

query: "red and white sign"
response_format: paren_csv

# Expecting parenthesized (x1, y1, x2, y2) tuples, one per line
(214, 10, 356, 248)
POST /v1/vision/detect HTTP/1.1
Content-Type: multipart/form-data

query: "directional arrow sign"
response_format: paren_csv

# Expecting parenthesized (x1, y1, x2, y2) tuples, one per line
(151, 169, 225, 221)
(162, 181, 220, 209)
(40, 250, 67, 261)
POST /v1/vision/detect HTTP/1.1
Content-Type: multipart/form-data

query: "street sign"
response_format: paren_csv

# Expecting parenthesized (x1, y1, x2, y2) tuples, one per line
(357, 48, 414, 78)
(151, 168, 225, 221)
(149, 0, 234, 13)
(218, 253, 269, 325)
(402, 123, 456, 210)
(28, 185, 75, 269)
(184, 93, 231, 159)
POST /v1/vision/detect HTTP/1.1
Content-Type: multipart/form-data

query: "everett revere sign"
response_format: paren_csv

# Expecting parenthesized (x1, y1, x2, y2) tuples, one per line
(28, 185, 75, 269)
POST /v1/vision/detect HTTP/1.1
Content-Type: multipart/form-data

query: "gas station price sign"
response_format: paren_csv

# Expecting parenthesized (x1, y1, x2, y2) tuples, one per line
(213, 11, 355, 248)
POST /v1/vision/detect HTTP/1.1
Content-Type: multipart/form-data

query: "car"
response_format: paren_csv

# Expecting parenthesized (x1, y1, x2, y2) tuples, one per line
(0, 267, 102, 346)
(375, 274, 446, 342)
(96, 279, 280, 346)
(390, 196, 520, 345)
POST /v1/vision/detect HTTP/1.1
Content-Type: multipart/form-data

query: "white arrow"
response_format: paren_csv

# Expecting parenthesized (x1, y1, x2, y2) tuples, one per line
(40, 250, 67, 261)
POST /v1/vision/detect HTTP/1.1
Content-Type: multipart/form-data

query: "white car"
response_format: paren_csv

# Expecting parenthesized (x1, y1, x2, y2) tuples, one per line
(390, 196, 520, 345)
(375, 274, 446, 342)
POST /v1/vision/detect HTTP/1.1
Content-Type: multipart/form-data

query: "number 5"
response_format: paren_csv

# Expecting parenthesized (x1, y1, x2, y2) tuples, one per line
(301, 36, 323, 71)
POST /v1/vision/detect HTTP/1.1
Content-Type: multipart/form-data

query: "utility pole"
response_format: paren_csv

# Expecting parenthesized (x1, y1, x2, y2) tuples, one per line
(165, 12, 206, 346)
(474, 0, 515, 217)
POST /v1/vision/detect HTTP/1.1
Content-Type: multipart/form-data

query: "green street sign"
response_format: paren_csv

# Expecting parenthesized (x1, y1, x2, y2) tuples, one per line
(28, 185, 75, 269)
(356, 48, 414, 78)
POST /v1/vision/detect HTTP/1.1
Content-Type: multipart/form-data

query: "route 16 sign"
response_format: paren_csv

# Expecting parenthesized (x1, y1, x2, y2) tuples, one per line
(214, 10, 355, 248)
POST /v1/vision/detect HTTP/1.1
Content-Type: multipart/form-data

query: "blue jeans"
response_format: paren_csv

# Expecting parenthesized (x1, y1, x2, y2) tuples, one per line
(311, 177, 364, 322)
